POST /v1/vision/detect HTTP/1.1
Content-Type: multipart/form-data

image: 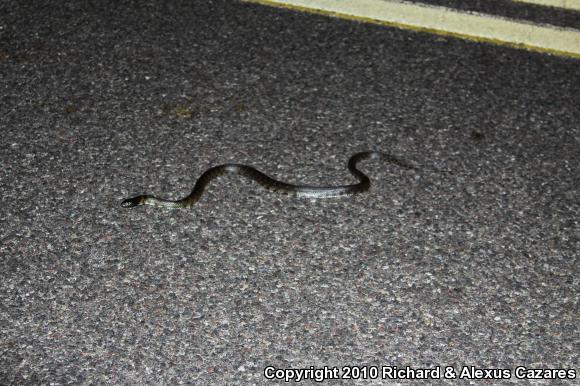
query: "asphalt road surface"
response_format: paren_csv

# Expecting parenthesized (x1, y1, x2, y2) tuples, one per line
(1, 0, 578, 384)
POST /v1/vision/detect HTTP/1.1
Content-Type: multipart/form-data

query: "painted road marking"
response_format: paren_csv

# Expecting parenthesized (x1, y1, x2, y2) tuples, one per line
(512, 0, 580, 11)
(244, 0, 580, 58)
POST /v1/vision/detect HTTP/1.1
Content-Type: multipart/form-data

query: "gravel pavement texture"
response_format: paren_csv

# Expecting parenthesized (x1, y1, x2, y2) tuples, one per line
(1, 0, 578, 384)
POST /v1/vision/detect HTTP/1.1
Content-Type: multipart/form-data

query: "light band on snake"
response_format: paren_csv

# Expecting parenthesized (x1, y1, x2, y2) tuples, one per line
(121, 151, 416, 209)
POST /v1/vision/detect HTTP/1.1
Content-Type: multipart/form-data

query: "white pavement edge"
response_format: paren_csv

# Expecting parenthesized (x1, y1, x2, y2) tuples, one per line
(243, 0, 580, 59)
(512, 0, 580, 12)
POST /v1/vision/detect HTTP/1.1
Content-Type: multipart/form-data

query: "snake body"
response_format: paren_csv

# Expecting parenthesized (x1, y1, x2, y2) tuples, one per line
(121, 151, 415, 209)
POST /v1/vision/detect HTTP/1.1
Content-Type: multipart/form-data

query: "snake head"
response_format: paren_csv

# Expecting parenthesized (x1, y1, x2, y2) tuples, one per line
(121, 195, 146, 208)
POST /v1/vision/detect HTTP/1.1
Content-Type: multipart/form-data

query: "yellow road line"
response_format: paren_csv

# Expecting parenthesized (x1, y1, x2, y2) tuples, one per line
(512, 0, 580, 11)
(243, 0, 580, 59)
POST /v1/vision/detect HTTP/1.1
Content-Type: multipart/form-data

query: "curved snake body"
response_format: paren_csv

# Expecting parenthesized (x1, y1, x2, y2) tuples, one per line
(121, 151, 415, 209)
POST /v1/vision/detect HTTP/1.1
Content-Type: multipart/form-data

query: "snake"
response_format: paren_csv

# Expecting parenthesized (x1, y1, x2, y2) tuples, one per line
(121, 151, 416, 209)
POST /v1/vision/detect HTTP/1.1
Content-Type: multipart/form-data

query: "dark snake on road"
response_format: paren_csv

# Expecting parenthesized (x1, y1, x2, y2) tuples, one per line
(121, 151, 416, 209)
